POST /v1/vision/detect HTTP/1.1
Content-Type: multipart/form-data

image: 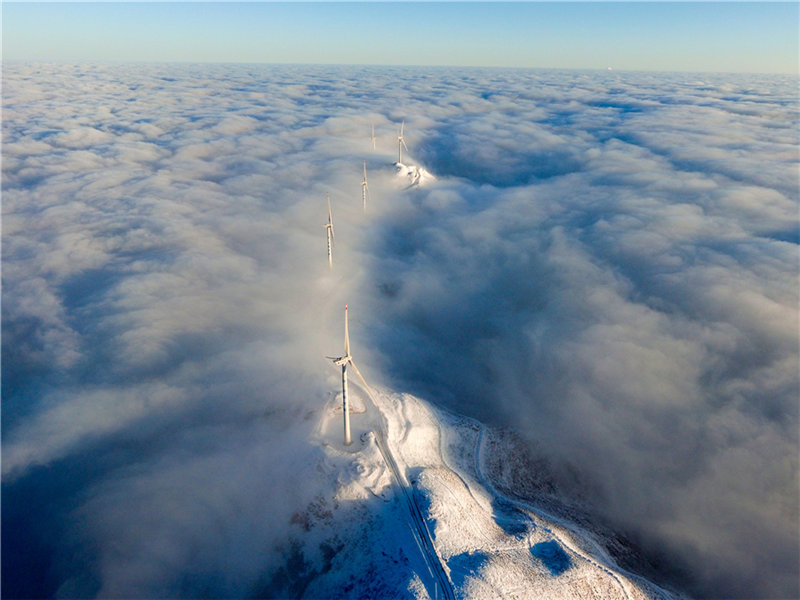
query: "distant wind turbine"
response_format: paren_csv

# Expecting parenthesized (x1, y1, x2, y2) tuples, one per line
(361, 162, 370, 213)
(397, 120, 408, 164)
(324, 193, 335, 268)
(370, 123, 376, 151)
(328, 304, 353, 446)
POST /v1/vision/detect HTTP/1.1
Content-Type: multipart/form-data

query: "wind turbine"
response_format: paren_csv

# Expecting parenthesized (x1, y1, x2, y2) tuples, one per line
(397, 120, 408, 164)
(324, 193, 335, 268)
(370, 123, 376, 151)
(361, 162, 370, 213)
(329, 304, 353, 446)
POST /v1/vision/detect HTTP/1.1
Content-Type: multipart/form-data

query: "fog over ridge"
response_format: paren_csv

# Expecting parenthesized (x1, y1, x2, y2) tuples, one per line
(2, 63, 798, 599)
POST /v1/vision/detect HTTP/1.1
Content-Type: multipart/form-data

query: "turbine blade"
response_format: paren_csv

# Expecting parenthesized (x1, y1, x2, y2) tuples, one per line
(349, 361, 377, 406)
(401, 138, 409, 151)
(344, 304, 350, 357)
(327, 195, 335, 245)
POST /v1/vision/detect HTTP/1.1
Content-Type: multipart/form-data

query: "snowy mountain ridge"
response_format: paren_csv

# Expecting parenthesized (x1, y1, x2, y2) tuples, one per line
(301, 147, 679, 599)
(294, 379, 679, 600)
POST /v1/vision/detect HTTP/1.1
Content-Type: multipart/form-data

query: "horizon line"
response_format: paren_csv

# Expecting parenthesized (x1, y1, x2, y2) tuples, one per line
(3, 59, 797, 77)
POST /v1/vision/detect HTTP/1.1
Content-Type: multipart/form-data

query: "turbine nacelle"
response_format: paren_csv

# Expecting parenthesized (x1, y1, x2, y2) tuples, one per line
(331, 354, 352, 367)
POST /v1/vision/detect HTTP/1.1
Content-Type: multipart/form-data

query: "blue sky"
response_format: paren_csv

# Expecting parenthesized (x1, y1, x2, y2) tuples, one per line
(3, 2, 798, 74)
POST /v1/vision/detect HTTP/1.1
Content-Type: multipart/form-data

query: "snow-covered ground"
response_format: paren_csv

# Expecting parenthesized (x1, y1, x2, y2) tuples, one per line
(395, 162, 436, 187)
(310, 375, 679, 600)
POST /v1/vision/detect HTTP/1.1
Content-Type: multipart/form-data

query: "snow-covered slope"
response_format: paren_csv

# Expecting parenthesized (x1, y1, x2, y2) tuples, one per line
(301, 378, 678, 600)
(395, 162, 435, 187)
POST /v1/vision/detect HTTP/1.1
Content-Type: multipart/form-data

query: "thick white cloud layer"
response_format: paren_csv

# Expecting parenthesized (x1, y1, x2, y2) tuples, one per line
(3, 63, 798, 598)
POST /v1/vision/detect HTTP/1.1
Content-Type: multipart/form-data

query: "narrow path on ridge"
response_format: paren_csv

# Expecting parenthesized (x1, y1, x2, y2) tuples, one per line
(349, 362, 456, 600)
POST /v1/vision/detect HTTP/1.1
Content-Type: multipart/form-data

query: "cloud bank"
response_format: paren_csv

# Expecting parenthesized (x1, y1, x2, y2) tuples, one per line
(3, 63, 798, 599)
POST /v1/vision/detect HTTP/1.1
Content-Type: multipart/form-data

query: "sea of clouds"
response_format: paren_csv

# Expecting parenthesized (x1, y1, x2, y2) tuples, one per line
(3, 63, 798, 599)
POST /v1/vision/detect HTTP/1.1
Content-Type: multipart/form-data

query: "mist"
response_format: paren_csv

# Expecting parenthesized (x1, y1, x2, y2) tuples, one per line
(3, 63, 797, 598)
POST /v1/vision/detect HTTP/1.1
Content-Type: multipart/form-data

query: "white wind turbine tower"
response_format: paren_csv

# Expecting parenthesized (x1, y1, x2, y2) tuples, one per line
(397, 120, 409, 164)
(329, 304, 353, 446)
(361, 162, 370, 213)
(324, 193, 335, 268)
